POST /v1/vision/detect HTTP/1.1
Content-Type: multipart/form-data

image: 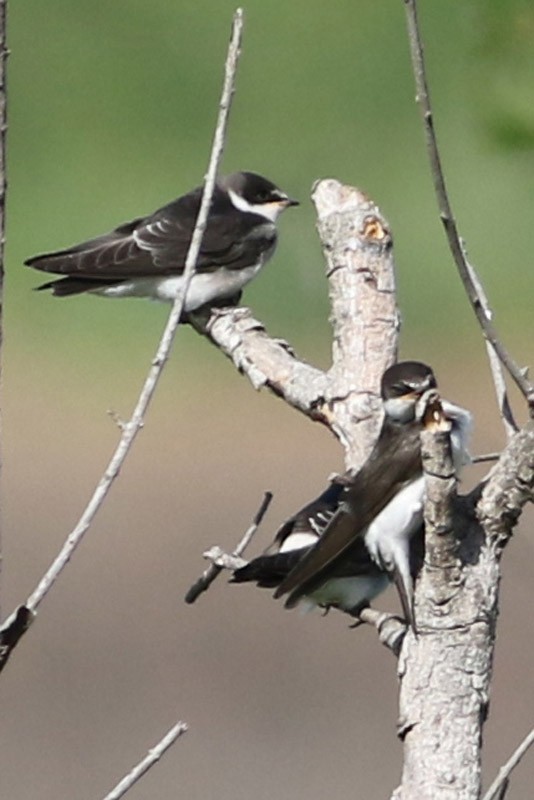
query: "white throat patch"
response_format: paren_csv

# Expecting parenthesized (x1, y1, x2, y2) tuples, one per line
(228, 189, 286, 222)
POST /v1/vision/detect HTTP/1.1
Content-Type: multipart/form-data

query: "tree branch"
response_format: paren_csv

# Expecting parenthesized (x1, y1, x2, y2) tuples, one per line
(0, 0, 7, 624)
(101, 721, 188, 800)
(482, 726, 534, 800)
(314, 179, 400, 469)
(189, 307, 330, 422)
(0, 7, 245, 671)
(418, 397, 459, 621)
(402, 0, 533, 408)
(463, 252, 518, 438)
(394, 398, 494, 800)
(185, 490, 272, 603)
(477, 421, 534, 549)
(356, 608, 407, 656)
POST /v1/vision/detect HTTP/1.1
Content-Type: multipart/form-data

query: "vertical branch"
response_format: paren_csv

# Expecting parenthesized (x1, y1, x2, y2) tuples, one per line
(395, 406, 496, 800)
(464, 255, 518, 438)
(312, 179, 400, 469)
(0, 0, 7, 622)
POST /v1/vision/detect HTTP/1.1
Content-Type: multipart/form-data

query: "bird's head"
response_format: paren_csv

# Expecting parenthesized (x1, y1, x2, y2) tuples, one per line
(222, 171, 299, 222)
(381, 361, 437, 423)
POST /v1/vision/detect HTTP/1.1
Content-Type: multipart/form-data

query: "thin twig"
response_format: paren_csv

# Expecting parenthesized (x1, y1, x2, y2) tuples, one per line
(463, 247, 518, 438)
(185, 490, 272, 603)
(403, 0, 533, 407)
(471, 452, 500, 465)
(0, 9, 245, 649)
(482, 726, 534, 800)
(101, 721, 188, 800)
(0, 0, 6, 623)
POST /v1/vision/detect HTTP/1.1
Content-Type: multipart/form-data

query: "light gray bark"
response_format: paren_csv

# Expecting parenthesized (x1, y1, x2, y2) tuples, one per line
(0, 0, 7, 625)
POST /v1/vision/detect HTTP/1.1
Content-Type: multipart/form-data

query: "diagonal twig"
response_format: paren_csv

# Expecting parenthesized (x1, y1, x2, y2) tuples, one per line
(402, 0, 533, 413)
(463, 246, 518, 438)
(185, 490, 272, 603)
(471, 452, 500, 465)
(101, 721, 188, 800)
(0, 7, 245, 669)
(482, 726, 534, 800)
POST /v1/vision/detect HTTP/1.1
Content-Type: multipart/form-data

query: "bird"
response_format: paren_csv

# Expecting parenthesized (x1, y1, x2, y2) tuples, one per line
(25, 171, 299, 310)
(232, 477, 390, 616)
(233, 361, 472, 629)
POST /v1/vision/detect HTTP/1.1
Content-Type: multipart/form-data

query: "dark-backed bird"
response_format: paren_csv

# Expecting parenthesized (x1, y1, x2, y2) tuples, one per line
(232, 477, 390, 615)
(234, 361, 472, 629)
(25, 171, 298, 309)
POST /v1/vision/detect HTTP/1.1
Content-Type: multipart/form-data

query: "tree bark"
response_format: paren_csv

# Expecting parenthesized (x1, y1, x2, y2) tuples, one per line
(0, 0, 7, 622)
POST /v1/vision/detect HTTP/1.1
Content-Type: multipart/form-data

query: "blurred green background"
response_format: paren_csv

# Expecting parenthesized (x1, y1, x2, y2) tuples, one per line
(3, 2, 534, 799)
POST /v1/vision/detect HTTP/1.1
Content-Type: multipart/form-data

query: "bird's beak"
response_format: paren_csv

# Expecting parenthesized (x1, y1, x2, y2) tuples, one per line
(280, 196, 299, 208)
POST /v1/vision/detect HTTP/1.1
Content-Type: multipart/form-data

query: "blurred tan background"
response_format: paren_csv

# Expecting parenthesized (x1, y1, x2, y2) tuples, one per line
(3, 1, 534, 798)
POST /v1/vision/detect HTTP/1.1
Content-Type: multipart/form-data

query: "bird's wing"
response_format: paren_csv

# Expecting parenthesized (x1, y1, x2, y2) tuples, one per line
(233, 481, 346, 589)
(232, 534, 382, 590)
(274, 421, 423, 607)
(265, 479, 346, 555)
(25, 189, 277, 279)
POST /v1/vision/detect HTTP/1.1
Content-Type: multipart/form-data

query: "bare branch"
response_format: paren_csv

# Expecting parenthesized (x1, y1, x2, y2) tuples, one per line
(463, 249, 518, 438)
(402, 0, 533, 405)
(356, 608, 407, 656)
(189, 307, 329, 422)
(185, 490, 272, 603)
(393, 401, 496, 799)
(313, 179, 400, 469)
(101, 721, 188, 800)
(477, 421, 534, 549)
(482, 726, 534, 800)
(419, 403, 458, 600)
(0, 0, 8, 622)
(471, 452, 500, 465)
(0, 8, 245, 662)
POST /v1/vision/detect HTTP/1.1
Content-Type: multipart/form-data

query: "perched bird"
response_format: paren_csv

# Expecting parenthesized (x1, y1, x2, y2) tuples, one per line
(232, 478, 390, 615)
(25, 171, 298, 309)
(234, 361, 472, 629)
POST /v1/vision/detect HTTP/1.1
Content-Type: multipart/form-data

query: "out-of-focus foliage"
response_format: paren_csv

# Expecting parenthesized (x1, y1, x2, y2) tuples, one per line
(471, 0, 534, 148)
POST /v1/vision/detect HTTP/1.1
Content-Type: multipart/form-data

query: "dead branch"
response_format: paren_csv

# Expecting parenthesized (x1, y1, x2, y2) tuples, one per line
(101, 721, 188, 800)
(185, 490, 272, 603)
(189, 307, 330, 422)
(482, 725, 534, 800)
(477, 421, 534, 549)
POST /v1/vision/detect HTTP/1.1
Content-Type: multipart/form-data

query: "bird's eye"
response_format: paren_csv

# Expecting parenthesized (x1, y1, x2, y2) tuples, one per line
(390, 381, 411, 398)
(257, 190, 272, 202)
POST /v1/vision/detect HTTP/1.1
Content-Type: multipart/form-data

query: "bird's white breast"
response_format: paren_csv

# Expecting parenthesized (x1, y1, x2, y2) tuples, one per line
(92, 262, 264, 309)
(364, 476, 425, 572)
(301, 573, 390, 614)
